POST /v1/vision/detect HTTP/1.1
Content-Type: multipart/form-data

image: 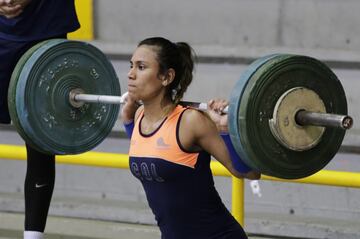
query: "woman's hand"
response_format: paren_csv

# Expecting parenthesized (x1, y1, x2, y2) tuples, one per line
(120, 92, 140, 124)
(0, 0, 12, 5)
(0, 3, 23, 18)
(207, 99, 229, 133)
(0, 0, 31, 18)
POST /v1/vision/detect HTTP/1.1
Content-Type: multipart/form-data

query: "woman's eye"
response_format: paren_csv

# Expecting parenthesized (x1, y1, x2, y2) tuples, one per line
(138, 65, 145, 70)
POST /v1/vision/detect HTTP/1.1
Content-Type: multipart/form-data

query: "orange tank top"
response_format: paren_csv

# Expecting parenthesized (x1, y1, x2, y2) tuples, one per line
(129, 105, 199, 168)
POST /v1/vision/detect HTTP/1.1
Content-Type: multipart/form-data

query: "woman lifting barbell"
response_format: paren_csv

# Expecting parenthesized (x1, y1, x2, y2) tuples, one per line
(120, 37, 260, 239)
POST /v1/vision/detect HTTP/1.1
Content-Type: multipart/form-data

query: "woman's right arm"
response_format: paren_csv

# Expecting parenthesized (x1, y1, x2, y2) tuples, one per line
(120, 93, 141, 138)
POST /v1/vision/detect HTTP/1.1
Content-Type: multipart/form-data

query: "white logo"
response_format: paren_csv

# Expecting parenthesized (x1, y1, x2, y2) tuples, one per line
(35, 183, 48, 188)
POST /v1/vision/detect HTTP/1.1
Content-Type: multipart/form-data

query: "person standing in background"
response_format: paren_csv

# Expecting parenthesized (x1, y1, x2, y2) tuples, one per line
(0, 1, 79, 238)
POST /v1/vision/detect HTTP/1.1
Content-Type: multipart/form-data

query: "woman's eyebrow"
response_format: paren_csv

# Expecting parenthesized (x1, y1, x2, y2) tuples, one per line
(132, 60, 148, 65)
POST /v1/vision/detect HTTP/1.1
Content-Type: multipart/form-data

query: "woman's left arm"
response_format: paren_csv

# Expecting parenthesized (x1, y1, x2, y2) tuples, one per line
(206, 100, 261, 180)
(182, 110, 260, 180)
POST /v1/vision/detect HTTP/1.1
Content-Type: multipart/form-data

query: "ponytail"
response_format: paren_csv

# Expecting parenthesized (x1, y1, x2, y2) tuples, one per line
(171, 42, 195, 104)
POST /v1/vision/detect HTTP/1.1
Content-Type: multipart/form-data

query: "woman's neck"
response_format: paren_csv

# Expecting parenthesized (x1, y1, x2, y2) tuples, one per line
(142, 97, 176, 124)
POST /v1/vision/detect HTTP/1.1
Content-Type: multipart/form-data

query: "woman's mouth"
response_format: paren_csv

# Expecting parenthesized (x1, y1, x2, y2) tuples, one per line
(127, 84, 136, 91)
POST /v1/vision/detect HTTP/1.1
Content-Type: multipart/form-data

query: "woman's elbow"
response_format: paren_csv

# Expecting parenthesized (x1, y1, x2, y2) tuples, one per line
(245, 171, 261, 180)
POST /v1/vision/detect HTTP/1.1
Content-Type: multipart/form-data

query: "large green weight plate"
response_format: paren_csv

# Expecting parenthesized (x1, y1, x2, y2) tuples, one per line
(8, 39, 120, 155)
(229, 54, 281, 171)
(229, 54, 347, 179)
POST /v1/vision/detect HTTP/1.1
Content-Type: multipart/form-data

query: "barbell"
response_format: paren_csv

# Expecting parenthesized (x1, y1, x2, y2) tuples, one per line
(7, 39, 353, 179)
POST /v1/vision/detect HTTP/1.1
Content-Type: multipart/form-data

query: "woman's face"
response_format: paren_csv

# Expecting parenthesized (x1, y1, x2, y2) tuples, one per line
(127, 45, 164, 102)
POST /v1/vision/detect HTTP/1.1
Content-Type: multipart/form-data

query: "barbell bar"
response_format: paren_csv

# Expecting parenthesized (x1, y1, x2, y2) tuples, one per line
(7, 39, 354, 179)
(69, 90, 353, 130)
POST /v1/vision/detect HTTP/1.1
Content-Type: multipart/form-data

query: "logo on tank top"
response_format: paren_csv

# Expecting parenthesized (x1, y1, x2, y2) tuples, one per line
(156, 137, 170, 149)
(130, 161, 165, 182)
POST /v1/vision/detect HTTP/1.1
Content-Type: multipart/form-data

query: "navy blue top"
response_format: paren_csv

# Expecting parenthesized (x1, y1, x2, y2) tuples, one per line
(0, 0, 80, 41)
(0, 0, 79, 123)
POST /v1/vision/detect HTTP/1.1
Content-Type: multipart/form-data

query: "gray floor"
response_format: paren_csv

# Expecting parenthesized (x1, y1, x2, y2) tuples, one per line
(0, 211, 160, 239)
(0, 211, 282, 239)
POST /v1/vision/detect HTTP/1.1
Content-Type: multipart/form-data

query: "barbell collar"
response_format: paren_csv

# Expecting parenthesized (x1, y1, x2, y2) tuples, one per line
(295, 110, 353, 130)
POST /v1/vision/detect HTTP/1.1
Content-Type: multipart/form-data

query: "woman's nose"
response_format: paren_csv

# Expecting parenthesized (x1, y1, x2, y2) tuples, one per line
(127, 67, 134, 79)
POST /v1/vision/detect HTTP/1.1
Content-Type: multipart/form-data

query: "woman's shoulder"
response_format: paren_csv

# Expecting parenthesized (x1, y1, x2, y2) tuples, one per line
(177, 107, 214, 151)
(181, 107, 213, 129)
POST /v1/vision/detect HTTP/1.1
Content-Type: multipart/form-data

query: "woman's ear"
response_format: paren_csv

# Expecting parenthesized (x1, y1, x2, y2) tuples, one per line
(161, 68, 175, 86)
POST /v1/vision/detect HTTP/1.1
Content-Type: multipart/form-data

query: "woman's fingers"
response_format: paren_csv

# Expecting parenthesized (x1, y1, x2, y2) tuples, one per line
(208, 99, 228, 114)
(0, 4, 22, 18)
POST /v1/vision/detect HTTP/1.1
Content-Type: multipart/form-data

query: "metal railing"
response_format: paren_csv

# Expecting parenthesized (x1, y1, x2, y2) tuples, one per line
(1, 144, 360, 226)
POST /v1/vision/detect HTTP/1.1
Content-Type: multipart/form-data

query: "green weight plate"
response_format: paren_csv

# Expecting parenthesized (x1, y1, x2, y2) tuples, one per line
(231, 54, 347, 179)
(8, 40, 51, 151)
(10, 39, 120, 155)
(229, 54, 281, 170)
